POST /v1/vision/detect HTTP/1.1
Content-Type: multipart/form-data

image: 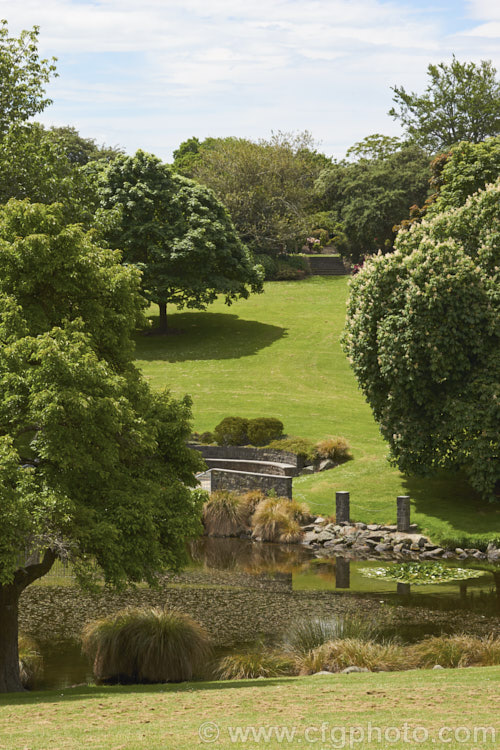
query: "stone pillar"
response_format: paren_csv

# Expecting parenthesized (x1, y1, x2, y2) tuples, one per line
(336, 491, 350, 523)
(335, 557, 350, 589)
(396, 495, 411, 532)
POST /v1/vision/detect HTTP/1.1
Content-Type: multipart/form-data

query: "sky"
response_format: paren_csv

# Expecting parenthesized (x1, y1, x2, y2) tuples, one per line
(2, 0, 500, 161)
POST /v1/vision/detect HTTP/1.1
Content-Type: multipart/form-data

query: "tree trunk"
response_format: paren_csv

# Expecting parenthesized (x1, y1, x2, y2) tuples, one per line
(0, 585, 24, 693)
(158, 302, 168, 332)
(0, 548, 56, 693)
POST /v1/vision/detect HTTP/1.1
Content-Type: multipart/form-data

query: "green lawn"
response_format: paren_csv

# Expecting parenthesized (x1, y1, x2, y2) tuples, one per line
(1, 668, 498, 749)
(136, 277, 499, 547)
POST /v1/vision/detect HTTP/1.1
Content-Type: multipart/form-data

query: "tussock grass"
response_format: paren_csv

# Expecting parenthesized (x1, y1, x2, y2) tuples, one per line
(283, 616, 378, 655)
(217, 646, 296, 680)
(299, 638, 409, 675)
(314, 436, 352, 463)
(251, 497, 310, 543)
(81, 607, 212, 684)
(202, 490, 254, 537)
(18, 634, 43, 689)
(410, 634, 500, 669)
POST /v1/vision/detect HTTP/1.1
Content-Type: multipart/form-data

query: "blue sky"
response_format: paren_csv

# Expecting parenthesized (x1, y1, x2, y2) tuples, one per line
(3, 0, 499, 161)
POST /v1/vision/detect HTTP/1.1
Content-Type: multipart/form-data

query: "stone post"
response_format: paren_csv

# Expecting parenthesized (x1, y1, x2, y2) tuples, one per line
(336, 491, 350, 524)
(397, 582, 411, 596)
(396, 495, 411, 533)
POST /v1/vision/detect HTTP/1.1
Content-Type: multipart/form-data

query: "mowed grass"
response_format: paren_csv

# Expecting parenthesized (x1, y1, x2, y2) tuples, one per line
(135, 277, 500, 546)
(1, 668, 498, 749)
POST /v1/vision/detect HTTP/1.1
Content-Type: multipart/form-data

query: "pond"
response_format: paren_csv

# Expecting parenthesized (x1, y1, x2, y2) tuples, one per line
(22, 538, 500, 689)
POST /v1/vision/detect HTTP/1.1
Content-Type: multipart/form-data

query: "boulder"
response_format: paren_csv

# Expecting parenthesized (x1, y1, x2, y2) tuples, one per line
(341, 666, 370, 674)
(318, 459, 336, 471)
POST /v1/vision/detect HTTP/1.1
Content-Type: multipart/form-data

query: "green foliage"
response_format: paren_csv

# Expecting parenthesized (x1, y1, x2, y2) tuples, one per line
(429, 136, 500, 214)
(315, 141, 430, 260)
(275, 255, 311, 280)
(81, 607, 212, 683)
(247, 418, 284, 445)
(213, 417, 250, 446)
(44, 125, 123, 166)
(95, 150, 263, 329)
(343, 179, 500, 500)
(0, 21, 57, 138)
(389, 56, 500, 152)
(178, 132, 328, 255)
(199, 431, 215, 444)
(313, 437, 352, 463)
(0, 124, 91, 222)
(216, 646, 295, 680)
(359, 563, 482, 585)
(266, 436, 316, 463)
(0, 199, 205, 595)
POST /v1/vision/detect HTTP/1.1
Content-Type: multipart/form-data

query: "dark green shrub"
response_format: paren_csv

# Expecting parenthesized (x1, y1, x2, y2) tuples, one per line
(213, 416, 249, 446)
(256, 253, 278, 280)
(199, 431, 215, 444)
(247, 418, 284, 445)
(82, 607, 212, 684)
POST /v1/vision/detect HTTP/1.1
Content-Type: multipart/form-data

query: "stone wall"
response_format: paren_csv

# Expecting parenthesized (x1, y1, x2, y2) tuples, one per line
(210, 469, 293, 499)
(205, 458, 296, 476)
(189, 443, 304, 471)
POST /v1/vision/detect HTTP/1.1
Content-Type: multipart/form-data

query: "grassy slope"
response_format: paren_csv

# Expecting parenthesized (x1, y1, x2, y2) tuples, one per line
(136, 277, 499, 546)
(1, 668, 498, 749)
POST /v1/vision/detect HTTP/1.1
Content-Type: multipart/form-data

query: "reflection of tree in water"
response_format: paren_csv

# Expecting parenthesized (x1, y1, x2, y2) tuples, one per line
(189, 537, 309, 575)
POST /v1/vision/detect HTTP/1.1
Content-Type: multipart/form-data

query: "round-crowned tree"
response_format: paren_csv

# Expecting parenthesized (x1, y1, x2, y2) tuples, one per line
(95, 150, 263, 331)
(0, 199, 205, 692)
(342, 179, 500, 501)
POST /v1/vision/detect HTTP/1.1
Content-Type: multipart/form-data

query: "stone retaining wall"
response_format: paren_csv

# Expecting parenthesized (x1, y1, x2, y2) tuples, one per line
(210, 469, 293, 499)
(189, 443, 304, 471)
(205, 458, 296, 476)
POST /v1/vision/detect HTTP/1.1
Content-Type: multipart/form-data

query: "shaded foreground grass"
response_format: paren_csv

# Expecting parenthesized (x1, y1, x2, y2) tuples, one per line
(1, 668, 498, 749)
(135, 278, 500, 546)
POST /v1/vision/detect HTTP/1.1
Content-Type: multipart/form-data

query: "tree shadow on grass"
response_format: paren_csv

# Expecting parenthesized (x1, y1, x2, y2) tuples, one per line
(0, 676, 301, 705)
(402, 471, 500, 540)
(135, 312, 287, 363)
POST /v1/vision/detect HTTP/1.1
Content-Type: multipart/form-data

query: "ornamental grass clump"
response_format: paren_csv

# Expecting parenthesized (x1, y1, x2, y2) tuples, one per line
(410, 634, 500, 669)
(217, 646, 296, 680)
(283, 616, 378, 656)
(299, 639, 408, 675)
(313, 436, 352, 463)
(251, 497, 310, 543)
(202, 490, 254, 537)
(18, 635, 43, 689)
(81, 607, 212, 684)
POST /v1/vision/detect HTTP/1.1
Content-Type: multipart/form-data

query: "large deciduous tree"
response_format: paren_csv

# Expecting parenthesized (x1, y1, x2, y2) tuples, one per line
(389, 56, 500, 153)
(342, 178, 500, 501)
(315, 138, 431, 261)
(0, 21, 57, 138)
(0, 200, 205, 692)
(173, 132, 328, 257)
(96, 150, 263, 332)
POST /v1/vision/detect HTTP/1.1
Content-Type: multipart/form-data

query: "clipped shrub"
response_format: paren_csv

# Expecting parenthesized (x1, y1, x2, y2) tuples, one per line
(299, 639, 408, 675)
(266, 436, 316, 464)
(213, 416, 249, 446)
(18, 634, 43, 689)
(256, 253, 278, 280)
(283, 616, 378, 656)
(275, 262, 307, 281)
(410, 634, 500, 669)
(203, 491, 253, 537)
(313, 436, 352, 463)
(82, 607, 212, 684)
(217, 646, 296, 680)
(251, 497, 311, 543)
(247, 418, 284, 446)
(199, 431, 215, 444)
